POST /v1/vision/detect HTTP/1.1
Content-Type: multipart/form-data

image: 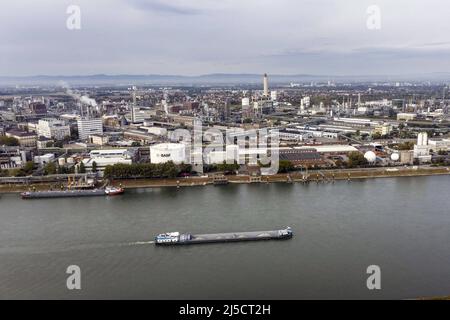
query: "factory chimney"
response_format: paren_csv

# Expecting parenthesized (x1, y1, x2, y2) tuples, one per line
(263, 73, 269, 97)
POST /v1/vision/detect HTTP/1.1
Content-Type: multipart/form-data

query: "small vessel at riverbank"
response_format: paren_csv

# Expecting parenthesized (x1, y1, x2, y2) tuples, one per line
(21, 186, 124, 199)
(155, 227, 293, 245)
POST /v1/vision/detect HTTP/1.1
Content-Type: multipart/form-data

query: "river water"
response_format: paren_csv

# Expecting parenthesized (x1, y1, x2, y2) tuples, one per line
(0, 175, 449, 299)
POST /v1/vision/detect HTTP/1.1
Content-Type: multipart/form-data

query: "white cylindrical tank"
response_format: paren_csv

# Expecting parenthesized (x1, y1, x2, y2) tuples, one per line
(422, 132, 428, 146)
(417, 132, 428, 146)
(417, 133, 423, 146)
(364, 151, 377, 163)
(390, 153, 400, 161)
(58, 158, 66, 166)
(150, 143, 186, 164)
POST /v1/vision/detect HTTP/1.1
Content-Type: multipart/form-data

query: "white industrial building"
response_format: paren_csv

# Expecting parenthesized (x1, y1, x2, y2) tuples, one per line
(294, 145, 358, 154)
(299, 96, 310, 112)
(397, 113, 417, 121)
(90, 149, 131, 159)
(131, 106, 146, 123)
(33, 153, 55, 166)
(242, 98, 250, 108)
(150, 143, 186, 164)
(413, 132, 432, 163)
(140, 126, 168, 136)
(277, 127, 338, 141)
(81, 149, 133, 173)
(428, 138, 450, 152)
(77, 118, 103, 140)
(37, 118, 71, 140)
(270, 91, 277, 101)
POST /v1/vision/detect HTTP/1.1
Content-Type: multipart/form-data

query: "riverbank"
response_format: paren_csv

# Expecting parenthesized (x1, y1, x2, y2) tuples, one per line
(0, 166, 448, 193)
(114, 166, 450, 189)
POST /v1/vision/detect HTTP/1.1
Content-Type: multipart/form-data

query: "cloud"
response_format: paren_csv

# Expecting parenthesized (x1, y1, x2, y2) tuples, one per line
(125, 0, 202, 15)
(0, 0, 450, 76)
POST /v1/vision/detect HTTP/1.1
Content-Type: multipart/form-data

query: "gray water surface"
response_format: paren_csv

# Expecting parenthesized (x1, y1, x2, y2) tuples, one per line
(0, 175, 449, 299)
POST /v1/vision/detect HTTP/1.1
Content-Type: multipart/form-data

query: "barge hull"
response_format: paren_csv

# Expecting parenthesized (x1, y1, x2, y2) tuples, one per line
(22, 190, 106, 199)
(156, 229, 292, 245)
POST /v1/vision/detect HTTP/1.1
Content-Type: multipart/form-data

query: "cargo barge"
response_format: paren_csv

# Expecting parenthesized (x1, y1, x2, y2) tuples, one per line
(21, 186, 124, 199)
(155, 227, 293, 245)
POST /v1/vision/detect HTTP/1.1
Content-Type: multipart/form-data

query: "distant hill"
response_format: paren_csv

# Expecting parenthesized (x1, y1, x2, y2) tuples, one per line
(0, 73, 449, 86)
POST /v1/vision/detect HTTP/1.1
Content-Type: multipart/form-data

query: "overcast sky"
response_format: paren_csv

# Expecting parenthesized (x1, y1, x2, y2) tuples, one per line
(1, 0, 450, 76)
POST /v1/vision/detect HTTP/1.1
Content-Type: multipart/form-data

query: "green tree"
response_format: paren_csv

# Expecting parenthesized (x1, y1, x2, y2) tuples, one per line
(43, 162, 57, 175)
(347, 152, 368, 168)
(0, 136, 19, 146)
(278, 160, 294, 173)
(372, 132, 382, 140)
(21, 161, 35, 175)
(57, 165, 67, 174)
(92, 161, 98, 173)
(79, 162, 86, 173)
(216, 161, 240, 173)
(53, 141, 64, 148)
(103, 161, 184, 179)
(397, 141, 415, 150)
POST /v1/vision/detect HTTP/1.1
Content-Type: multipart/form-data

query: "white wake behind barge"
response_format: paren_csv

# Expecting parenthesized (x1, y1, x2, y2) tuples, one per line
(155, 227, 293, 245)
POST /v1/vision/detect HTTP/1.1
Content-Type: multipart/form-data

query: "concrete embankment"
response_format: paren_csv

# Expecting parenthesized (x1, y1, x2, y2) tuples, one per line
(0, 166, 448, 193)
(113, 166, 449, 189)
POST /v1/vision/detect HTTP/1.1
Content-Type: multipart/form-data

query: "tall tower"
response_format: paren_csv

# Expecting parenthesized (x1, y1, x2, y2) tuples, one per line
(131, 86, 137, 123)
(263, 73, 269, 97)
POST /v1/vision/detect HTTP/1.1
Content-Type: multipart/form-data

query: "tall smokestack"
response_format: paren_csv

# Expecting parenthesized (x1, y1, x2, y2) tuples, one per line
(263, 73, 269, 97)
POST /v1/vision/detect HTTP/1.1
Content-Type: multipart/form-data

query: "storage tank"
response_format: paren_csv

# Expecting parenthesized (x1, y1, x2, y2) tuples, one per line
(390, 153, 400, 161)
(58, 158, 66, 166)
(150, 143, 186, 164)
(364, 151, 377, 163)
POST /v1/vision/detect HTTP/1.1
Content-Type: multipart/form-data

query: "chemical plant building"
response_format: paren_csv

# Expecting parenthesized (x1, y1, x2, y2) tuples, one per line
(37, 118, 70, 140)
(413, 132, 450, 163)
(150, 143, 186, 164)
(413, 132, 432, 163)
(278, 127, 338, 141)
(33, 153, 55, 166)
(397, 113, 418, 121)
(279, 148, 326, 167)
(77, 118, 103, 140)
(81, 149, 133, 173)
(5, 130, 37, 147)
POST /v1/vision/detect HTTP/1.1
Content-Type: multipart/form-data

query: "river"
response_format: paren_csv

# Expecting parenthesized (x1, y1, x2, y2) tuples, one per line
(0, 175, 449, 299)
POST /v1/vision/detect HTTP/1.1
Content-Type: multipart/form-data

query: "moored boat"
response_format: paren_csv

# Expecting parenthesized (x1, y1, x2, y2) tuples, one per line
(21, 186, 124, 199)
